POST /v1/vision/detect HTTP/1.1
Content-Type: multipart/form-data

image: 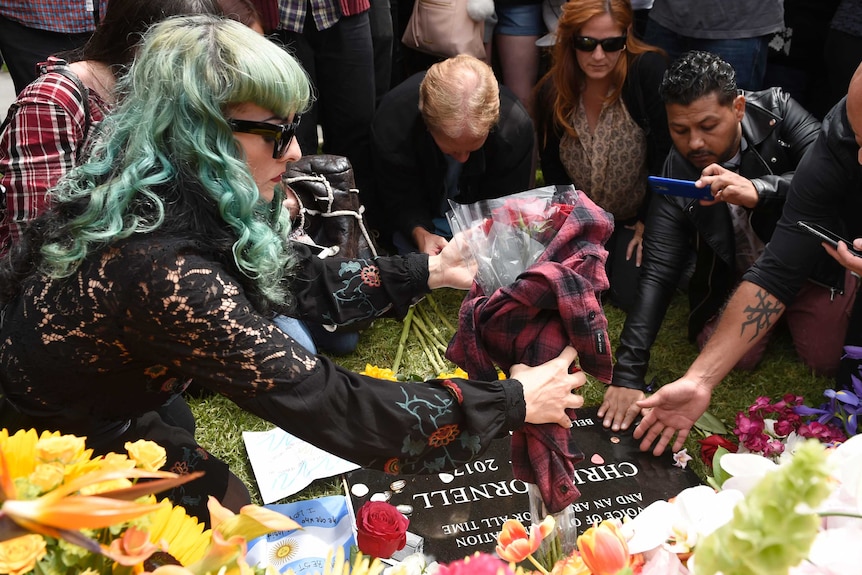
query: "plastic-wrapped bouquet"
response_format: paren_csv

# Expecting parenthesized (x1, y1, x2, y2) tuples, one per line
(446, 186, 578, 295)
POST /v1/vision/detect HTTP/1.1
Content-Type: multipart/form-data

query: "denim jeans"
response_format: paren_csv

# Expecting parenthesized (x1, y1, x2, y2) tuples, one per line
(272, 315, 318, 354)
(643, 19, 769, 91)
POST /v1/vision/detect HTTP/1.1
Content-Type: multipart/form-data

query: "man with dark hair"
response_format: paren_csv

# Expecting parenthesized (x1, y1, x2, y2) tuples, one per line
(633, 58, 862, 456)
(599, 50, 840, 432)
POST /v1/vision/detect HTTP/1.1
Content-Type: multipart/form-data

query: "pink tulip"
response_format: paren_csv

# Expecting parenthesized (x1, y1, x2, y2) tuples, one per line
(576, 520, 631, 575)
(495, 516, 556, 563)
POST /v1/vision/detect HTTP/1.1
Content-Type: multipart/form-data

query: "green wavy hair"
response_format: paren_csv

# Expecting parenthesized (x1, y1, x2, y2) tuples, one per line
(40, 14, 311, 309)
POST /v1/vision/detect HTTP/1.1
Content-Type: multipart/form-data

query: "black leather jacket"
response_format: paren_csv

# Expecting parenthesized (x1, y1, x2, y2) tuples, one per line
(612, 87, 822, 390)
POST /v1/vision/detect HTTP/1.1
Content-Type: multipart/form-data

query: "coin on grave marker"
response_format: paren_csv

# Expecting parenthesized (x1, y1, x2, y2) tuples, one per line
(610, 436, 621, 444)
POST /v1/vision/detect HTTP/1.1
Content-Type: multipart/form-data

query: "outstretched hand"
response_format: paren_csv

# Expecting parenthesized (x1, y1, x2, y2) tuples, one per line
(598, 385, 645, 432)
(511, 346, 586, 428)
(632, 378, 712, 456)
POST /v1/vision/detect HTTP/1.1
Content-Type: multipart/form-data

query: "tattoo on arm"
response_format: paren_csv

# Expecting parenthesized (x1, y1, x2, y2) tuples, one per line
(740, 289, 784, 342)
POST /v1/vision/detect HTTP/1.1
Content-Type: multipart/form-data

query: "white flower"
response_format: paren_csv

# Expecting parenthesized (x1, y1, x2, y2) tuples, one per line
(622, 485, 743, 556)
(778, 431, 806, 464)
(789, 526, 862, 574)
(673, 448, 693, 469)
(717, 452, 779, 494)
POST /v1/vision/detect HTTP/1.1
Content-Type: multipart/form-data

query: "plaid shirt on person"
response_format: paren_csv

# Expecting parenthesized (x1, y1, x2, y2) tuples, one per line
(277, 0, 369, 33)
(446, 187, 614, 382)
(0, 0, 102, 34)
(446, 186, 614, 513)
(0, 58, 109, 254)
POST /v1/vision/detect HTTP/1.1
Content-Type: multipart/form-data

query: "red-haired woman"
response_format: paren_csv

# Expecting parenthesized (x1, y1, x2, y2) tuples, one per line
(534, 0, 671, 312)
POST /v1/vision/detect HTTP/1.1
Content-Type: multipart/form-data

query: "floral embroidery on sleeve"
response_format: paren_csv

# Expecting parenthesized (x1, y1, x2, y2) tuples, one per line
(394, 387, 482, 473)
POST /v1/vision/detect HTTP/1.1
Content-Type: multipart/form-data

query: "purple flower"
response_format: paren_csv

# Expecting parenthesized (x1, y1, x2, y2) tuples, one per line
(762, 438, 786, 458)
(842, 345, 862, 361)
(773, 419, 796, 437)
(794, 383, 862, 438)
(799, 422, 847, 444)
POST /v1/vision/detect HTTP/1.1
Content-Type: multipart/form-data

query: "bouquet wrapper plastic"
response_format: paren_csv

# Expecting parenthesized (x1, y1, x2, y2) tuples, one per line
(445, 185, 615, 514)
(447, 186, 575, 295)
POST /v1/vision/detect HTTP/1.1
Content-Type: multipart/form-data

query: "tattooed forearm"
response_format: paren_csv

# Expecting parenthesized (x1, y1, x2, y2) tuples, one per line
(740, 288, 784, 342)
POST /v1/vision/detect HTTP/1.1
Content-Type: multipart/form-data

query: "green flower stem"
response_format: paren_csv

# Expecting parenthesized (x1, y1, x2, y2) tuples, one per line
(426, 292, 455, 332)
(411, 311, 448, 353)
(818, 511, 862, 519)
(392, 307, 414, 374)
(415, 302, 451, 350)
(412, 322, 443, 372)
(413, 303, 443, 347)
(554, 532, 562, 565)
(526, 554, 549, 575)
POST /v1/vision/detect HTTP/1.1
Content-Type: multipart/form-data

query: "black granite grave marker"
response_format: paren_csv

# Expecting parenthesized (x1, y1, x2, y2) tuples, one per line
(344, 406, 702, 563)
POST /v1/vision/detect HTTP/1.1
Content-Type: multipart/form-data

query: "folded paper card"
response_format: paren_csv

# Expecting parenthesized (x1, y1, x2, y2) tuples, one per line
(243, 427, 360, 504)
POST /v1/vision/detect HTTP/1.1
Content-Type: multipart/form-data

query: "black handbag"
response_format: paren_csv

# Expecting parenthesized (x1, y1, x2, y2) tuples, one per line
(283, 154, 379, 260)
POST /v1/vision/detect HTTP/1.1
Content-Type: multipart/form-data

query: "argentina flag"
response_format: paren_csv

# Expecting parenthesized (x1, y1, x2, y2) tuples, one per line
(247, 495, 356, 573)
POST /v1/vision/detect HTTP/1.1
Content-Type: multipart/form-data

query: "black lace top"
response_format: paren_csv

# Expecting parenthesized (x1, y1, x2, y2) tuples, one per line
(0, 236, 525, 474)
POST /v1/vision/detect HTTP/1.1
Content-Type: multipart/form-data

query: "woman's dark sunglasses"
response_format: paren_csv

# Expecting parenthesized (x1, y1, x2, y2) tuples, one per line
(573, 35, 627, 53)
(228, 115, 301, 159)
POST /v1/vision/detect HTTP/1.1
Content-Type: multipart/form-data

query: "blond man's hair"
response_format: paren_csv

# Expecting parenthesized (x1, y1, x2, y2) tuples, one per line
(418, 54, 500, 139)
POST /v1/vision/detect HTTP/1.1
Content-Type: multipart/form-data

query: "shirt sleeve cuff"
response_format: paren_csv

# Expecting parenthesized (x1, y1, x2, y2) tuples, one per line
(609, 379, 647, 391)
(500, 378, 527, 429)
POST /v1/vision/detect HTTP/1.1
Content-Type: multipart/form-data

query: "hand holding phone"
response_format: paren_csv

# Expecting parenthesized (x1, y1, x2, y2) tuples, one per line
(648, 176, 714, 201)
(796, 221, 862, 258)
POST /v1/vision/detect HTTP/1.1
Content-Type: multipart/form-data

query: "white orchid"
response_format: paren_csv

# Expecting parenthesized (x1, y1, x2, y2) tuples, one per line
(621, 485, 743, 557)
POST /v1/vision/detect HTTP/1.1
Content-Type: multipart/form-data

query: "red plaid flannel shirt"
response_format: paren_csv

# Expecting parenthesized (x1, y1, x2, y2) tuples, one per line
(445, 187, 614, 513)
(0, 58, 108, 254)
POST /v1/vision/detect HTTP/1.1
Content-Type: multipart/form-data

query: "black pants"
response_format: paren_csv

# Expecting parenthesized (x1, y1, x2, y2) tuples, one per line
(0, 14, 91, 94)
(275, 13, 376, 195)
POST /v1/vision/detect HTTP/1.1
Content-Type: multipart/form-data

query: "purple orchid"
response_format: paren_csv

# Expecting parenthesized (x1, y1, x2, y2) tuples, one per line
(794, 346, 862, 437)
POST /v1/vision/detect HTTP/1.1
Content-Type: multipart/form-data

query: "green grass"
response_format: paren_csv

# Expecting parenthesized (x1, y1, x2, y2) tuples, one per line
(190, 286, 834, 505)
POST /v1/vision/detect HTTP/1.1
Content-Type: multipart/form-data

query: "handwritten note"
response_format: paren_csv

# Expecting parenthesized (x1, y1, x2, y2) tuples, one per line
(246, 496, 355, 574)
(243, 427, 360, 503)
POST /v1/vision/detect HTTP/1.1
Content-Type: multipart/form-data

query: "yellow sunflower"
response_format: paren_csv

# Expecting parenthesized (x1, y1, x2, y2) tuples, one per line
(144, 499, 212, 566)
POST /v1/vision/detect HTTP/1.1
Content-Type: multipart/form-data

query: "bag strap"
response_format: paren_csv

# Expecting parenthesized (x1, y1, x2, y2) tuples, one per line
(1, 61, 91, 139)
(48, 63, 93, 155)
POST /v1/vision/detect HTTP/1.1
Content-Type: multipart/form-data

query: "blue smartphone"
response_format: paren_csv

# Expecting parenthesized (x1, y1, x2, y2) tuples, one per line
(648, 176, 714, 201)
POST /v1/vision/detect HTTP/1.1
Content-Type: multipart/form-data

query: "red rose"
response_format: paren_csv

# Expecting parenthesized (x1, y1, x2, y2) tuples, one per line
(355, 501, 409, 559)
(697, 435, 738, 467)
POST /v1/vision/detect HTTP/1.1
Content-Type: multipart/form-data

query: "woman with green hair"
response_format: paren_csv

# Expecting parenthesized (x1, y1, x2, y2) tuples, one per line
(0, 15, 586, 523)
